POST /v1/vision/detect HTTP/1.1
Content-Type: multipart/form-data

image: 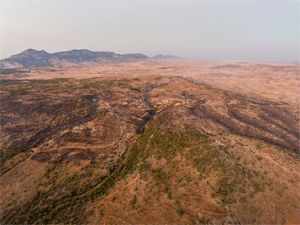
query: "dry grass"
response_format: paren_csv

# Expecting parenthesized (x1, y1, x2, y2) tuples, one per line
(0, 64, 299, 224)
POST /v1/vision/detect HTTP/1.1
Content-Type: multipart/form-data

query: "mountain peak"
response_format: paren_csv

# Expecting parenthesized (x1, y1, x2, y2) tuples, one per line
(20, 49, 49, 55)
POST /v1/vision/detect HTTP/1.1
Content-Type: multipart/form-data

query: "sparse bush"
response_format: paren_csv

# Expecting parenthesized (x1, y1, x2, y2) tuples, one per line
(130, 195, 138, 209)
(256, 155, 263, 161)
(176, 207, 184, 216)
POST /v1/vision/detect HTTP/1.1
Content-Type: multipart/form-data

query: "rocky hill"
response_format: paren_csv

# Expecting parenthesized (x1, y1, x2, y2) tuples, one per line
(0, 49, 149, 68)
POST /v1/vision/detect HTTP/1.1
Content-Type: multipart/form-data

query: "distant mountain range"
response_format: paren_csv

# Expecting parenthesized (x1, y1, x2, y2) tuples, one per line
(0, 49, 181, 68)
(152, 54, 182, 60)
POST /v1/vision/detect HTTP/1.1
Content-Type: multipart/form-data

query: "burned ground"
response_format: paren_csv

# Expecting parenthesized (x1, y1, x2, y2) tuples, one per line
(0, 75, 299, 224)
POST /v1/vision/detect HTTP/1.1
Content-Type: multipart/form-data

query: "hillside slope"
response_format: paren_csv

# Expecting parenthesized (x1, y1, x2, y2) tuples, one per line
(0, 76, 299, 224)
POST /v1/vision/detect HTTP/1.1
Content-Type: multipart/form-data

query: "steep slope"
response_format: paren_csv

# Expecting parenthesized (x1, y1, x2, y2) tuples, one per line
(0, 76, 299, 224)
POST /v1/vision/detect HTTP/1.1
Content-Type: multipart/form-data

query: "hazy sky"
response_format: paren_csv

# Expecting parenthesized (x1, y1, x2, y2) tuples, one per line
(0, 0, 299, 61)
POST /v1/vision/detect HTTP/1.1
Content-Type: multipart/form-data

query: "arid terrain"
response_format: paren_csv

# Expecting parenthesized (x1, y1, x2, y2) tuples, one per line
(0, 60, 299, 224)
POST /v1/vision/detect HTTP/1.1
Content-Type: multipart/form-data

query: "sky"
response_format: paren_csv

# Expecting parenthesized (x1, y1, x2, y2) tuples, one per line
(0, 0, 299, 62)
